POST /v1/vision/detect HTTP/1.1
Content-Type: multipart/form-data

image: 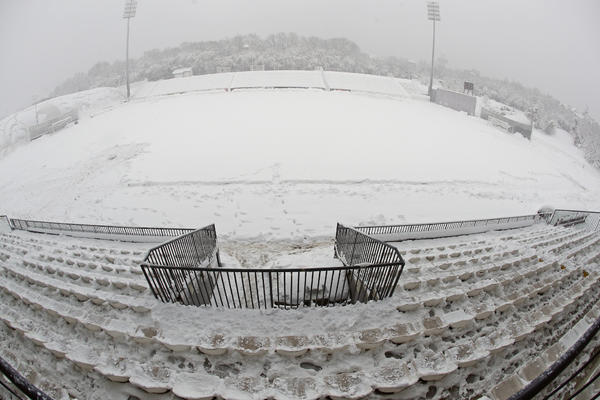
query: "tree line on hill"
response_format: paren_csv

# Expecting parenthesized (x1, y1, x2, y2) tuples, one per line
(50, 33, 600, 168)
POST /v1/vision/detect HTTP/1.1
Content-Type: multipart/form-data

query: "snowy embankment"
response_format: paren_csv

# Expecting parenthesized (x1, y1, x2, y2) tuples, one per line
(0, 87, 123, 157)
(0, 71, 599, 239)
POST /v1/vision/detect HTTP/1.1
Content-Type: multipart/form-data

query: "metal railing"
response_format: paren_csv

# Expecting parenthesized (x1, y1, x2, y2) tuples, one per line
(143, 224, 219, 267)
(509, 314, 600, 400)
(0, 356, 54, 400)
(139, 263, 403, 309)
(549, 209, 600, 231)
(9, 218, 194, 239)
(28, 109, 78, 141)
(140, 225, 221, 305)
(335, 223, 405, 266)
(140, 223, 405, 309)
(354, 214, 543, 242)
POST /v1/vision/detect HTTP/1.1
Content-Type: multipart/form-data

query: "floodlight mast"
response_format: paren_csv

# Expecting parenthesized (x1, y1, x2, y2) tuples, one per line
(427, 1, 440, 97)
(123, 0, 137, 100)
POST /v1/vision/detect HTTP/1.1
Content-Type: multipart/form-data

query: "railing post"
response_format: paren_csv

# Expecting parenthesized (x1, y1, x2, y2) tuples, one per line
(349, 230, 358, 265)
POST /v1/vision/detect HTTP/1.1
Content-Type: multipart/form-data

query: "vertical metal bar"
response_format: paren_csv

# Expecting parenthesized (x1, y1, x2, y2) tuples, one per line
(376, 265, 388, 298)
(296, 271, 301, 308)
(389, 263, 404, 297)
(333, 268, 342, 304)
(276, 271, 280, 307)
(241, 272, 249, 308)
(260, 272, 266, 309)
(213, 271, 225, 307)
(309, 271, 315, 305)
(381, 264, 396, 298)
(233, 272, 242, 309)
(303, 270, 308, 306)
(175, 269, 189, 305)
(225, 271, 235, 308)
(377, 265, 390, 298)
(247, 271, 255, 309)
(349, 230, 358, 265)
(141, 266, 159, 300)
(355, 266, 367, 302)
(154, 268, 172, 302)
(359, 267, 372, 301)
(316, 270, 322, 304)
(191, 270, 204, 306)
(283, 272, 288, 309)
(269, 271, 274, 308)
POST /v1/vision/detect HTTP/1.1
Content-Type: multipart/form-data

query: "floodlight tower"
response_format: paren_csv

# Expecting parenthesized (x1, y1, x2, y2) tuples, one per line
(427, 1, 440, 97)
(123, 0, 138, 100)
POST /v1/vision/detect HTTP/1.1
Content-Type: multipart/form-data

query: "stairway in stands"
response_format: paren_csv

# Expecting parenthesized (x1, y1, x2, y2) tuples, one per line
(0, 223, 599, 400)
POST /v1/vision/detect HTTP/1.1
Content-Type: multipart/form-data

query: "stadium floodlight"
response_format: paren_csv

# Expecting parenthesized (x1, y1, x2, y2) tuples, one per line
(123, 0, 138, 99)
(427, 1, 440, 97)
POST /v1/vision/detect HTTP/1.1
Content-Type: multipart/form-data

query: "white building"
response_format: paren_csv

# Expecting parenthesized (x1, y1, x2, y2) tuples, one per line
(172, 67, 193, 78)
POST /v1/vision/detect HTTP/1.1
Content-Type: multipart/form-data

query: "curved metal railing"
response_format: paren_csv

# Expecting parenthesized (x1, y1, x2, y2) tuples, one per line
(508, 314, 600, 400)
(140, 223, 405, 309)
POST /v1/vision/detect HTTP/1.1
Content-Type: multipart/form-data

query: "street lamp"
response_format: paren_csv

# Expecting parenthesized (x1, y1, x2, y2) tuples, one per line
(123, 0, 138, 100)
(427, 1, 440, 97)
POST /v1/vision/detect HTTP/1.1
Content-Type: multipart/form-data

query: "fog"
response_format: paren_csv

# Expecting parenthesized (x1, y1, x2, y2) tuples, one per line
(1, 0, 599, 120)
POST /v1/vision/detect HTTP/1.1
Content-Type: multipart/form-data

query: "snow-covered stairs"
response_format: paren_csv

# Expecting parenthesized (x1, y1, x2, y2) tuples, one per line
(0, 225, 598, 399)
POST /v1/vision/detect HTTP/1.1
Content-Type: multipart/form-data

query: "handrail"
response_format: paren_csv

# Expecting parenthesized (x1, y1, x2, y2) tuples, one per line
(548, 209, 600, 230)
(0, 355, 54, 400)
(507, 314, 600, 400)
(142, 224, 218, 267)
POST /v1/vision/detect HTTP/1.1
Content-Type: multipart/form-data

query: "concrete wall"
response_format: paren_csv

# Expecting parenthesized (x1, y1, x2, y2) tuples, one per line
(481, 108, 532, 140)
(432, 88, 477, 116)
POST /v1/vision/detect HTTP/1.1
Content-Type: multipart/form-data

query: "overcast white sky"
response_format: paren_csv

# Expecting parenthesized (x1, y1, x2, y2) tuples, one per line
(1, 0, 599, 120)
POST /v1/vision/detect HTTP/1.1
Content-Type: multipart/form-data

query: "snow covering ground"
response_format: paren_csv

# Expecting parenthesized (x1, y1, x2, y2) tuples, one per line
(1, 72, 600, 399)
(1, 223, 599, 399)
(0, 87, 124, 157)
(0, 71, 599, 240)
(481, 98, 531, 125)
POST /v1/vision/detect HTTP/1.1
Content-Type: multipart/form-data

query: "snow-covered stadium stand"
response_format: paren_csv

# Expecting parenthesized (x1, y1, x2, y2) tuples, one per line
(130, 70, 411, 100)
(1, 211, 599, 399)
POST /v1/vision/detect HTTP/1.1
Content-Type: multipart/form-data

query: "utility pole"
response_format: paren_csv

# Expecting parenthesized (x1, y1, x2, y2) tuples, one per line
(427, 2, 440, 97)
(123, 0, 138, 100)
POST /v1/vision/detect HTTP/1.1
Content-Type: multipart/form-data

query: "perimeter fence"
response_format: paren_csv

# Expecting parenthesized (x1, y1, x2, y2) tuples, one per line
(354, 214, 545, 242)
(9, 218, 193, 241)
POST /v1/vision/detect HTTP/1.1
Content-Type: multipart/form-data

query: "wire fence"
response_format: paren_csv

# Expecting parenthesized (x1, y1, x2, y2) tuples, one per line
(140, 223, 405, 308)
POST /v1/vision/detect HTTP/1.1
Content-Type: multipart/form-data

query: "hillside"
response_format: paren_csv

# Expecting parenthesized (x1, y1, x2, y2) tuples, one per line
(46, 33, 600, 168)
(0, 71, 599, 239)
